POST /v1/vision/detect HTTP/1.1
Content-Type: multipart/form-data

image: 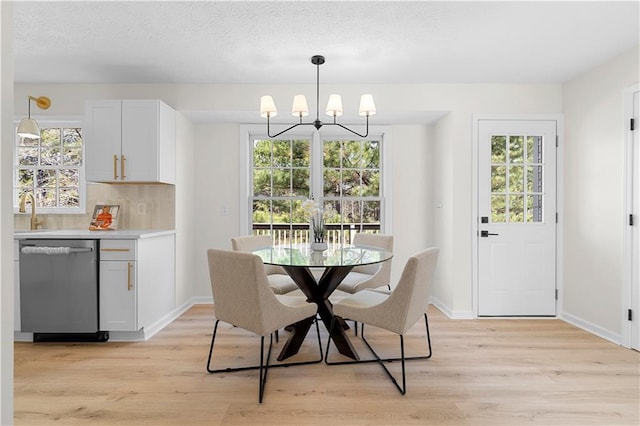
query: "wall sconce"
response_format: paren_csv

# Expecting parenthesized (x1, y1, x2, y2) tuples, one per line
(17, 95, 51, 139)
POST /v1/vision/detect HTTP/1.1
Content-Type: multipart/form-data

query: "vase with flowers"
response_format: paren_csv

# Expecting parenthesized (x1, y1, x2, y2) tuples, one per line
(302, 198, 330, 251)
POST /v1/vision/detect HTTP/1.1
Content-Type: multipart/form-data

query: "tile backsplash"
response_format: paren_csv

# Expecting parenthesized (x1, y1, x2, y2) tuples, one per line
(14, 183, 175, 230)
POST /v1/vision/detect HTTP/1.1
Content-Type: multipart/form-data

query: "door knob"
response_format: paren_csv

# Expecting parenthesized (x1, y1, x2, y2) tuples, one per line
(480, 230, 499, 237)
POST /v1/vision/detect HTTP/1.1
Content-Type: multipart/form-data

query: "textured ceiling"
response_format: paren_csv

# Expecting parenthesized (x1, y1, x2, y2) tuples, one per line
(13, 1, 640, 85)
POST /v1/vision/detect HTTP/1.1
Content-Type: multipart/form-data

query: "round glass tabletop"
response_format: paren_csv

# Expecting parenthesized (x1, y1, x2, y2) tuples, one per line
(252, 243, 393, 268)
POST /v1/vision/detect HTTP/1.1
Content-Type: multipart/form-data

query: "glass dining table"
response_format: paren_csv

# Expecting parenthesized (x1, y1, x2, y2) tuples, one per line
(252, 242, 393, 361)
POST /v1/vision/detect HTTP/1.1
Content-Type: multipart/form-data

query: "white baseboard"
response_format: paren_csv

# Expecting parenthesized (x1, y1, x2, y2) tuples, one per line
(192, 296, 213, 304)
(429, 297, 623, 346)
(429, 297, 475, 319)
(560, 311, 622, 346)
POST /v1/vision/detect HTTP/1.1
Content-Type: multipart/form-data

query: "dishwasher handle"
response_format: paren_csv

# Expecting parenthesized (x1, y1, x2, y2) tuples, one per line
(21, 246, 93, 255)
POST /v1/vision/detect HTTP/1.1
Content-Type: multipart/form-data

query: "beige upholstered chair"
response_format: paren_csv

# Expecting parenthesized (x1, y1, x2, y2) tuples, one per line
(326, 247, 439, 395)
(337, 233, 394, 294)
(206, 249, 321, 403)
(231, 235, 299, 295)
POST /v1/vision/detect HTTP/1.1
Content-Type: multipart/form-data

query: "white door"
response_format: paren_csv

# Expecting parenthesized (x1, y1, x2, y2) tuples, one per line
(631, 91, 640, 350)
(478, 120, 557, 316)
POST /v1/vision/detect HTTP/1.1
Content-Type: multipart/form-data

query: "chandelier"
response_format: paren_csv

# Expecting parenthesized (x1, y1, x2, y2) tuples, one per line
(260, 55, 376, 138)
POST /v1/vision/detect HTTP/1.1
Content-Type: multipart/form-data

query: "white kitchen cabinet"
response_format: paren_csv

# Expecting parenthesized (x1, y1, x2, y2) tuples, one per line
(99, 234, 175, 332)
(84, 99, 176, 184)
(99, 240, 137, 331)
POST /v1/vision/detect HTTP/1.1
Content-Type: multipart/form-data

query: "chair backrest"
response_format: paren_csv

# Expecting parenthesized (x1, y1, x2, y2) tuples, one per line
(383, 247, 439, 335)
(231, 235, 285, 275)
(231, 234, 271, 252)
(352, 233, 393, 280)
(207, 248, 290, 336)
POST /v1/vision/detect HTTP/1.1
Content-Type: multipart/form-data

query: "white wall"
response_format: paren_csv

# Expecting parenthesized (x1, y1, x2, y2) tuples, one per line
(562, 47, 639, 339)
(193, 124, 242, 299)
(0, 3, 13, 423)
(175, 112, 196, 307)
(431, 84, 563, 316)
(389, 125, 434, 284)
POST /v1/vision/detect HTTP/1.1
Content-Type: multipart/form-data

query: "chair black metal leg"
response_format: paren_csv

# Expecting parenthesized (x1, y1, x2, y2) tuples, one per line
(325, 312, 432, 394)
(206, 320, 222, 373)
(360, 330, 406, 394)
(258, 334, 274, 403)
(361, 312, 432, 361)
(207, 317, 323, 373)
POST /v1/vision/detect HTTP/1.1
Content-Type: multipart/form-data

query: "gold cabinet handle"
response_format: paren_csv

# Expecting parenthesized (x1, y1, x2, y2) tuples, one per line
(100, 248, 130, 252)
(121, 155, 126, 180)
(113, 155, 118, 180)
(127, 262, 133, 291)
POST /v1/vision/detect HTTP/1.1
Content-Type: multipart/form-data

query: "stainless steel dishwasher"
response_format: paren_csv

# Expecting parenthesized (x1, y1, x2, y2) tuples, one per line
(19, 239, 108, 342)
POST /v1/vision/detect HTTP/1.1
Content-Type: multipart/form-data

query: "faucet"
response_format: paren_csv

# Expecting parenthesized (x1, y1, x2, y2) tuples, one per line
(19, 193, 43, 230)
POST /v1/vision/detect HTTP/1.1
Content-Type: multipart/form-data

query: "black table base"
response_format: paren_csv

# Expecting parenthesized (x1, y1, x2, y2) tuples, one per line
(279, 265, 359, 361)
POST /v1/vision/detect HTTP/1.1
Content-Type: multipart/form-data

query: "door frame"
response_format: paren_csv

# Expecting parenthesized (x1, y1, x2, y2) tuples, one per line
(622, 83, 639, 349)
(472, 114, 564, 318)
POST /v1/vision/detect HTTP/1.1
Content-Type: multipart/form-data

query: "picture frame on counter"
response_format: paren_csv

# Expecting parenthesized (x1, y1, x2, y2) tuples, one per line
(89, 204, 120, 231)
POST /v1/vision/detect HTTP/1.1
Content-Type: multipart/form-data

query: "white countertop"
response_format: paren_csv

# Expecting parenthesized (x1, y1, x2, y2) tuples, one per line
(14, 229, 175, 240)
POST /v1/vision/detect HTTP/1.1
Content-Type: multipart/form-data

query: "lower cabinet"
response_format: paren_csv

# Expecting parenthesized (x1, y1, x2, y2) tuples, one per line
(100, 240, 137, 331)
(99, 234, 175, 332)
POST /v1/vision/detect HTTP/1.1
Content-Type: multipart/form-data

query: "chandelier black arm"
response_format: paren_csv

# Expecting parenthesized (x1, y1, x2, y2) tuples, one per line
(326, 114, 370, 138)
(267, 116, 315, 138)
(267, 111, 371, 139)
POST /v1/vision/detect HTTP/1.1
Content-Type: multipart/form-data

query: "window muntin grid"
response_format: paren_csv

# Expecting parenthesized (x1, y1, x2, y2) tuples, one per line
(14, 124, 84, 212)
(490, 135, 543, 223)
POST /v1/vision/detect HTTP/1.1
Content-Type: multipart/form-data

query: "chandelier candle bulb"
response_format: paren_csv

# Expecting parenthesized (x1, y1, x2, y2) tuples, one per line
(260, 95, 278, 118)
(325, 94, 343, 117)
(291, 95, 309, 117)
(359, 94, 377, 116)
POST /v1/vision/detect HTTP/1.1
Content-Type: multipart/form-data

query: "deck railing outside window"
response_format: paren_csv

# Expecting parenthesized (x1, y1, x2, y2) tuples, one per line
(252, 223, 380, 245)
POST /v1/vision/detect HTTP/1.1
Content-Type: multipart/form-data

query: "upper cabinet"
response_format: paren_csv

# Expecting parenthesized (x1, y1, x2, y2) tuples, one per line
(84, 99, 176, 184)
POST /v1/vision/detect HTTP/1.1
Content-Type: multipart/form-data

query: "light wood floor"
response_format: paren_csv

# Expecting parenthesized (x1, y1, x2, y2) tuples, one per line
(14, 304, 639, 425)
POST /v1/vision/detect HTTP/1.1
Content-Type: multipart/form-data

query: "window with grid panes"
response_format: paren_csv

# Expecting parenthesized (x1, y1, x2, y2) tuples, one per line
(14, 121, 85, 212)
(490, 134, 543, 223)
(248, 131, 385, 245)
(322, 138, 382, 243)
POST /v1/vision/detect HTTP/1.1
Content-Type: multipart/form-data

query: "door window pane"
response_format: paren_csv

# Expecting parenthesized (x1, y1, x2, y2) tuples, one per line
(509, 195, 524, 222)
(490, 134, 545, 223)
(527, 194, 543, 223)
(491, 166, 506, 192)
(527, 136, 543, 164)
(491, 136, 506, 163)
(491, 195, 507, 223)
(509, 136, 524, 163)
